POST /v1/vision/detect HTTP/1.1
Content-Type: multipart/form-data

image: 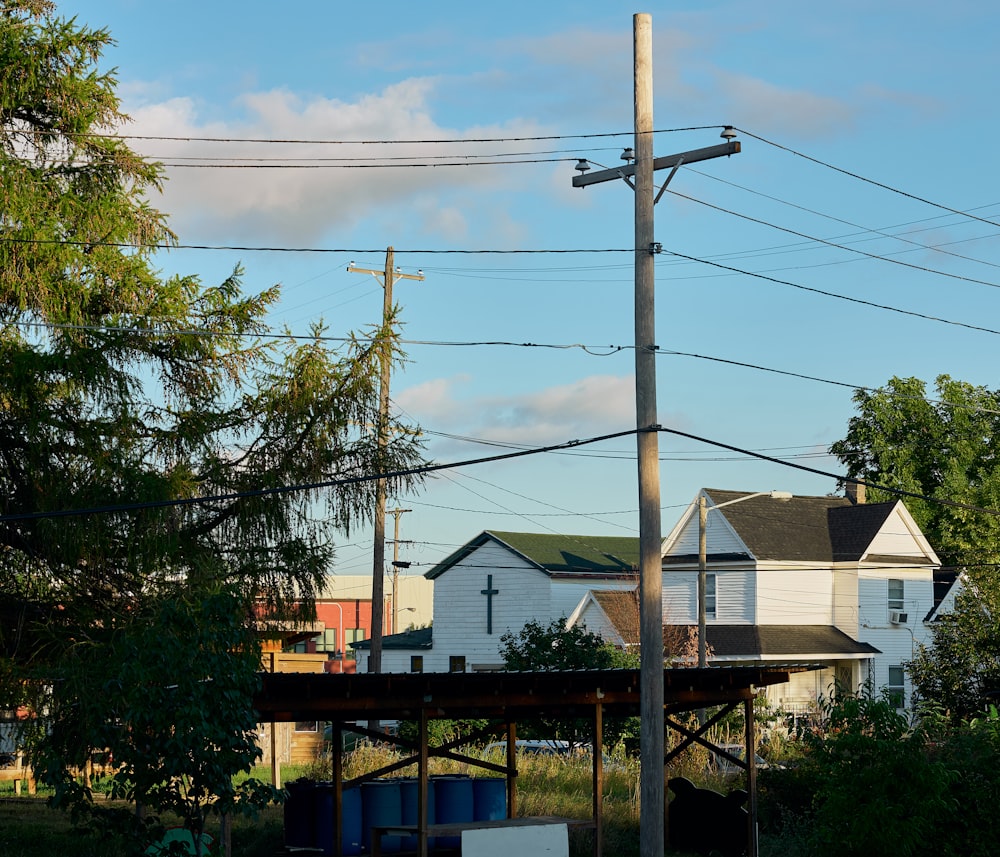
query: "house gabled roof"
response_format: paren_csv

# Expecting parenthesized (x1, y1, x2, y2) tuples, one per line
(664, 489, 937, 565)
(425, 530, 640, 580)
(698, 624, 881, 659)
(566, 588, 642, 647)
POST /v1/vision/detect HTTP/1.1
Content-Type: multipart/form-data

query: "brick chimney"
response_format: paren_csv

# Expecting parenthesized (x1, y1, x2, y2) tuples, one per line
(846, 481, 866, 505)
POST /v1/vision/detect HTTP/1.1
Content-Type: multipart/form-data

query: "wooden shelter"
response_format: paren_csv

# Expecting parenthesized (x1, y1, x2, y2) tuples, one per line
(254, 665, 805, 857)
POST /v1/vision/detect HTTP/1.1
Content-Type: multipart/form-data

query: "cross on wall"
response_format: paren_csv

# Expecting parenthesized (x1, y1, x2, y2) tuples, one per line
(481, 574, 499, 634)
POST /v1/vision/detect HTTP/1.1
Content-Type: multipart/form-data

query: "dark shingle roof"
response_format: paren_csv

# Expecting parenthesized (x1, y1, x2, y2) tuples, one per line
(426, 531, 640, 580)
(698, 624, 881, 657)
(352, 626, 432, 651)
(700, 489, 898, 563)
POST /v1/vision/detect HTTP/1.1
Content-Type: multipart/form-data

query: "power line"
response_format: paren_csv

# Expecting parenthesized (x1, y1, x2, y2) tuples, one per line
(0, 428, 638, 523)
(6, 423, 1000, 527)
(157, 156, 574, 169)
(12, 319, 1000, 416)
(739, 128, 1000, 231)
(666, 248, 1000, 336)
(668, 188, 1000, 291)
(71, 125, 720, 145)
(687, 166, 1000, 273)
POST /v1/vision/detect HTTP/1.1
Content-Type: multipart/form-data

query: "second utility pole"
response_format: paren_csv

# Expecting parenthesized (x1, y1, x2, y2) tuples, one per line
(348, 248, 423, 675)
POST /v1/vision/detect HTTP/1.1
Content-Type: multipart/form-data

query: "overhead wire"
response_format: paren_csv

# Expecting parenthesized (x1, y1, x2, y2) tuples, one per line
(69, 126, 718, 145)
(667, 187, 1000, 291)
(4, 423, 1000, 525)
(738, 128, 1000, 231)
(686, 166, 1000, 272)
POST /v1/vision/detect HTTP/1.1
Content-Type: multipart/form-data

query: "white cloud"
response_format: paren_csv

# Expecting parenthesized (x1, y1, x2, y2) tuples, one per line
(122, 80, 549, 245)
(712, 71, 858, 138)
(397, 375, 471, 425)
(399, 373, 635, 449)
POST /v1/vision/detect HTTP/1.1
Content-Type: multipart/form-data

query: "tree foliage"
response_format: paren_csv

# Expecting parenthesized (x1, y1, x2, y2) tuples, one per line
(499, 618, 639, 747)
(829, 374, 1000, 572)
(31, 587, 277, 853)
(0, 0, 424, 840)
(761, 689, 1000, 857)
(499, 617, 627, 672)
(830, 374, 1000, 715)
(909, 584, 1000, 721)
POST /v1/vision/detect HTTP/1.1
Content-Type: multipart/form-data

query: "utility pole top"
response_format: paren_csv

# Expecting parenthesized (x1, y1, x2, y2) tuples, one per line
(571, 140, 740, 188)
(348, 259, 425, 283)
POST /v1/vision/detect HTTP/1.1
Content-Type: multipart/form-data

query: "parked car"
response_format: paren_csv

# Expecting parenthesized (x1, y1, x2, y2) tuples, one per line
(483, 739, 574, 757)
(710, 744, 781, 776)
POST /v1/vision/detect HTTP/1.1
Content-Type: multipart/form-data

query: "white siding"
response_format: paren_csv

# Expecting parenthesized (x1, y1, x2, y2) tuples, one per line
(428, 542, 551, 671)
(766, 666, 838, 711)
(716, 568, 754, 623)
(662, 570, 696, 624)
(550, 578, 634, 620)
(857, 571, 934, 630)
(667, 511, 748, 558)
(866, 506, 933, 560)
(856, 568, 935, 708)
(379, 649, 421, 674)
(573, 599, 622, 645)
(756, 567, 835, 625)
(832, 567, 859, 635)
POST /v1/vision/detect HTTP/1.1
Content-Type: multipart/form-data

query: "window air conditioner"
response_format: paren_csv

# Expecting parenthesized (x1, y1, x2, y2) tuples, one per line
(889, 610, 908, 625)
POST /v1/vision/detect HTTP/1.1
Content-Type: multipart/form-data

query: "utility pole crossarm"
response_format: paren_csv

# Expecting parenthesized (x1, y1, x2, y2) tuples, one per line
(347, 264, 425, 284)
(572, 140, 740, 187)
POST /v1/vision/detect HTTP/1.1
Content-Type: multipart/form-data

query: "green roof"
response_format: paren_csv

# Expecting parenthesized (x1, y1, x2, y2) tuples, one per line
(425, 530, 640, 579)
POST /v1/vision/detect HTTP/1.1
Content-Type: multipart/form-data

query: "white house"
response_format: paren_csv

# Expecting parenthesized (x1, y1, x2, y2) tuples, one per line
(353, 531, 640, 673)
(654, 487, 942, 712)
(355, 489, 949, 715)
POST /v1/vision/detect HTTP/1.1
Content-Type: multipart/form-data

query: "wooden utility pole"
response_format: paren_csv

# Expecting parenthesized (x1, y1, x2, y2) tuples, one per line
(571, 15, 739, 856)
(631, 15, 665, 857)
(389, 506, 412, 633)
(348, 249, 423, 673)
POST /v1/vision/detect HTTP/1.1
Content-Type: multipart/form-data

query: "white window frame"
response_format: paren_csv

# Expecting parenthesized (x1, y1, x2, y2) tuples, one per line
(888, 579, 904, 612)
(705, 573, 717, 620)
(887, 665, 905, 709)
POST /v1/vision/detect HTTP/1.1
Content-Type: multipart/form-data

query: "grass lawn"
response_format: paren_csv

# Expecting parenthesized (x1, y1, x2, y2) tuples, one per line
(0, 796, 286, 857)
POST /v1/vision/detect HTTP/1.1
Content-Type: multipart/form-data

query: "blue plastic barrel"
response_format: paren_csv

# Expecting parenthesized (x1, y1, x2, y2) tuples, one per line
(473, 777, 507, 821)
(398, 777, 436, 851)
(314, 783, 362, 856)
(433, 775, 474, 849)
(284, 779, 316, 848)
(361, 779, 403, 853)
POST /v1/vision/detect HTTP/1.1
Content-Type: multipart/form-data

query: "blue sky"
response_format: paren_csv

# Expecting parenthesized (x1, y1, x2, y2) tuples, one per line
(58, 1, 1000, 578)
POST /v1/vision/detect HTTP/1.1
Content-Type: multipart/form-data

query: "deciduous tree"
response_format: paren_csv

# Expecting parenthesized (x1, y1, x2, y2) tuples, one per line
(831, 374, 1000, 716)
(830, 374, 1000, 572)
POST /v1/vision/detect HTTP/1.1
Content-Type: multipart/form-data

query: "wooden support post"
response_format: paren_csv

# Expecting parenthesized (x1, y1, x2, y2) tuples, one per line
(745, 696, 758, 857)
(220, 813, 232, 857)
(418, 709, 430, 857)
(592, 702, 603, 857)
(332, 723, 343, 857)
(506, 721, 517, 818)
(269, 653, 281, 790)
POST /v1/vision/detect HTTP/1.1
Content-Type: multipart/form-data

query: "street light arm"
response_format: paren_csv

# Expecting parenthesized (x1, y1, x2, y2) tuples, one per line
(698, 489, 793, 676)
(705, 490, 792, 512)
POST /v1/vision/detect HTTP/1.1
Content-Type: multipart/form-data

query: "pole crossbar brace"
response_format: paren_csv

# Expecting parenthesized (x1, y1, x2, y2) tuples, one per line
(571, 141, 740, 188)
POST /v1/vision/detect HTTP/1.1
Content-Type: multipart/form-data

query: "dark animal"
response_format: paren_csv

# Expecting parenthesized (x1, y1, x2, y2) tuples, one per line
(667, 776, 748, 857)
